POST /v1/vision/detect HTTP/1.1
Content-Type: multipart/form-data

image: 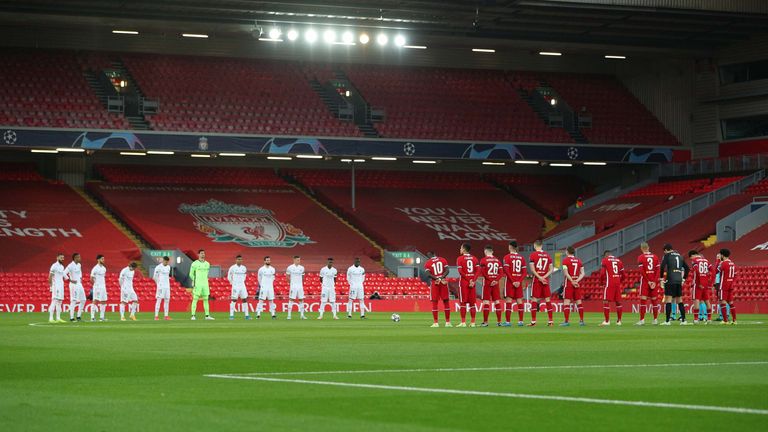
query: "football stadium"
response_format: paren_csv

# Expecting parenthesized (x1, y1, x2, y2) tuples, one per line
(1, 1, 768, 430)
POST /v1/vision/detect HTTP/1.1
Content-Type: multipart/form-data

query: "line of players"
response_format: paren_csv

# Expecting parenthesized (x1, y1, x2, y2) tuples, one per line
(424, 240, 739, 327)
(45, 251, 369, 323)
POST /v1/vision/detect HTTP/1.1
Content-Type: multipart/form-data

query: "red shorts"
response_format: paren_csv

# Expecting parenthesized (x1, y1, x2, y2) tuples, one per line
(459, 279, 477, 304)
(430, 281, 450, 301)
(690, 283, 710, 301)
(482, 280, 501, 301)
(638, 275, 659, 298)
(504, 279, 525, 299)
(602, 281, 622, 302)
(530, 277, 551, 299)
(719, 288, 734, 303)
(562, 283, 583, 301)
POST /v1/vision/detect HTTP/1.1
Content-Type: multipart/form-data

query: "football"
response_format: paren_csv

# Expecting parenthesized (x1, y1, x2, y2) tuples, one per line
(391, 313, 401, 322)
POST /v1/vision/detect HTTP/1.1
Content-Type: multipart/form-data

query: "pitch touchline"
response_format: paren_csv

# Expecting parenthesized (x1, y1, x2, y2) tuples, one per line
(204, 375, 768, 416)
(216, 361, 768, 377)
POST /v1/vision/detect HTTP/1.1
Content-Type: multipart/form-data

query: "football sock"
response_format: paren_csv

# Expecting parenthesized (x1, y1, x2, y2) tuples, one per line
(49, 300, 56, 320)
(546, 301, 553, 322)
(518, 303, 525, 322)
(469, 304, 477, 322)
(693, 305, 699, 320)
(120, 303, 125, 319)
(671, 302, 678, 318)
(90, 305, 96, 320)
(730, 304, 737, 322)
(495, 306, 502, 323)
(70, 301, 77, 319)
(577, 304, 585, 321)
(203, 299, 210, 316)
(332, 302, 338, 318)
(242, 301, 249, 317)
(432, 308, 439, 323)
(359, 299, 366, 316)
(131, 302, 137, 316)
(678, 303, 686, 321)
(164, 299, 170, 316)
(653, 302, 661, 320)
(505, 301, 512, 322)
(639, 302, 646, 321)
(191, 296, 199, 315)
(256, 300, 264, 316)
(603, 305, 610, 322)
(443, 300, 451, 322)
(706, 306, 711, 321)
(482, 304, 490, 322)
(158, 299, 164, 317)
(99, 304, 106, 319)
(269, 301, 276, 316)
(347, 300, 353, 316)
(563, 305, 570, 323)
(616, 303, 623, 322)
(665, 303, 672, 322)
(55, 301, 62, 320)
(265, 301, 272, 317)
(531, 304, 538, 322)
(298, 301, 304, 317)
(319, 301, 326, 317)
(460, 305, 467, 322)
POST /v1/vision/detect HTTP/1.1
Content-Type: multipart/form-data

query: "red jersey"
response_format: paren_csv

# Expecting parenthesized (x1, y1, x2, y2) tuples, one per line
(600, 255, 625, 284)
(456, 254, 480, 281)
(479, 256, 503, 282)
(690, 256, 712, 288)
(561, 255, 583, 286)
(502, 252, 527, 281)
(637, 252, 660, 281)
(529, 250, 552, 278)
(718, 259, 736, 290)
(424, 256, 449, 282)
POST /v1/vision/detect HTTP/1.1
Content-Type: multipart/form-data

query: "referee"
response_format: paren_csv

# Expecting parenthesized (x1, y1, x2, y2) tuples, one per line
(660, 244, 690, 325)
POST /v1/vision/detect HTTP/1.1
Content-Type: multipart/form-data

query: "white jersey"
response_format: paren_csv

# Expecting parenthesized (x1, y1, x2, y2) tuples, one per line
(347, 265, 366, 288)
(90, 263, 108, 302)
(50, 262, 65, 289)
(64, 262, 82, 285)
(228, 264, 247, 288)
(154, 264, 171, 288)
(286, 264, 305, 288)
(258, 265, 276, 289)
(320, 266, 337, 289)
(119, 266, 135, 291)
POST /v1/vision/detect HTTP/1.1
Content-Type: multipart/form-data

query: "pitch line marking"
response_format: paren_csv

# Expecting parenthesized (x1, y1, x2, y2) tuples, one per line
(211, 361, 768, 377)
(204, 374, 768, 416)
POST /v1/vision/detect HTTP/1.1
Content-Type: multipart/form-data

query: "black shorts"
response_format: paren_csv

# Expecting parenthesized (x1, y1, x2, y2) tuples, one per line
(664, 283, 682, 297)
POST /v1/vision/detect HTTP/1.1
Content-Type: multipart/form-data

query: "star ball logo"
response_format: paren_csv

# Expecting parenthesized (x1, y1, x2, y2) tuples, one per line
(3, 130, 17, 145)
(567, 146, 579, 160)
(403, 142, 416, 156)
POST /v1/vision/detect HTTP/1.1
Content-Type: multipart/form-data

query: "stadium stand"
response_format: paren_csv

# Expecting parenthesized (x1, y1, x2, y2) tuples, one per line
(486, 173, 590, 219)
(343, 65, 574, 143)
(540, 72, 680, 146)
(121, 54, 362, 137)
(0, 166, 140, 272)
(701, 222, 768, 267)
(0, 162, 44, 182)
(0, 50, 129, 130)
(95, 164, 286, 187)
(744, 177, 768, 195)
(87, 169, 383, 271)
(285, 169, 545, 254)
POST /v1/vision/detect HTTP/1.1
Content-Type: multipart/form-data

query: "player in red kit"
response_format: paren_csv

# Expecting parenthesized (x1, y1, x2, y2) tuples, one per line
(599, 250, 625, 326)
(560, 246, 585, 326)
(528, 240, 554, 326)
(717, 248, 737, 325)
(456, 243, 480, 328)
(635, 242, 661, 326)
(478, 245, 503, 327)
(424, 251, 451, 328)
(688, 250, 713, 324)
(502, 241, 527, 327)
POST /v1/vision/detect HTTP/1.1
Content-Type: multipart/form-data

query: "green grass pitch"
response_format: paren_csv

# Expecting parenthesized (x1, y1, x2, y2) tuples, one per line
(1, 312, 767, 431)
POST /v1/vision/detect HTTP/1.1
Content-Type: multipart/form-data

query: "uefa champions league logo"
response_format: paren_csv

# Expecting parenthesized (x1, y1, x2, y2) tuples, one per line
(403, 142, 416, 156)
(179, 199, 314, 248)
(567, 146, 579, 160)
(3, 130, 17, 145)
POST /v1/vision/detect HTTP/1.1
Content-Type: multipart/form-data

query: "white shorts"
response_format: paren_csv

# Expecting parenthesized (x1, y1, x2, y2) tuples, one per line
(258, 286, 275, 301)
(231, 285, 248, 300)
(92, 286, 107, 302)
(121, 288, 138, 303)
(349, 286, 365, 300)
(156, 285, 170, 300)
(321, 288, 336, 303)
(51, 285, 64, 301)
(289, 285, 305, 300)
(69, 284, 86, 302)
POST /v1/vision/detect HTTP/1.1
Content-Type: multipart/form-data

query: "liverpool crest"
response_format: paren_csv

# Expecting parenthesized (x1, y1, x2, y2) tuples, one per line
(178, 199, 314, 248)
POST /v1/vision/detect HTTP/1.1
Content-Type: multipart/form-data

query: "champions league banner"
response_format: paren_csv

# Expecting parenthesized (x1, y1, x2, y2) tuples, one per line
(0, 128, 684, 163)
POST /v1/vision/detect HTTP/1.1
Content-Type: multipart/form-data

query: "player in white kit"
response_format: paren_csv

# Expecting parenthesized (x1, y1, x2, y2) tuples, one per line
(154, 256, 172, 320)
(286, 255, 306, 320)
(228, 255, 251, 320)
(256, 256, 277, 319)
(64, 253, 86, 322)
(48, 253, 66, 323)
(119, 262, 139, 321)
(346, 257, 367, 319)
(90, 255, 108, 321)
(318, 257, 339, 320)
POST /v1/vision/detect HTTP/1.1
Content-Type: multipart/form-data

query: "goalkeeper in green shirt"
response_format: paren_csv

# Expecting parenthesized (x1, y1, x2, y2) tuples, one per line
(190, 249, 214, 320)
